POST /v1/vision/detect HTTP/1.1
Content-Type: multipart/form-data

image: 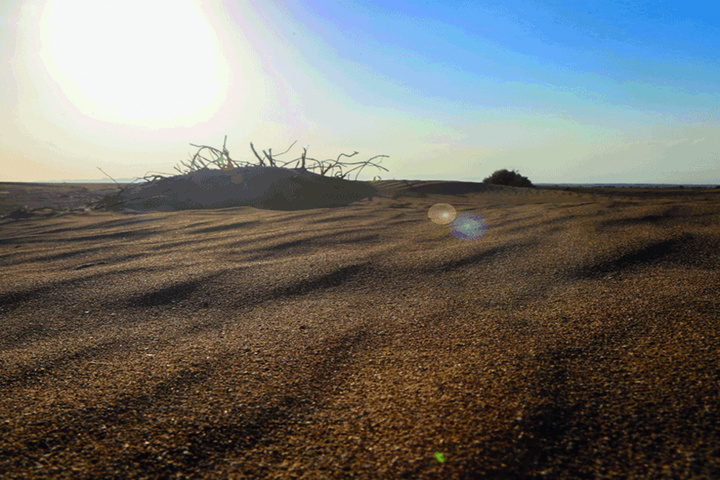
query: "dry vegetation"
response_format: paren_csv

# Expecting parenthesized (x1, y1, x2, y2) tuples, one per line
(87, 138, 390, 213)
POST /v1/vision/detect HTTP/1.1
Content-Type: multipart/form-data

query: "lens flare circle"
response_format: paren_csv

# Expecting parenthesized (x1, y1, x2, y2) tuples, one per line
(428, 203, 457, 225)
(449, 213, 487, 241)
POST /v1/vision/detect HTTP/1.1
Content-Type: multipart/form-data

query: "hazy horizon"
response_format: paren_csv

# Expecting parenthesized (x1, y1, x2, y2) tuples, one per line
(4, 177, 719, 188)
(2, 1, 719, 184)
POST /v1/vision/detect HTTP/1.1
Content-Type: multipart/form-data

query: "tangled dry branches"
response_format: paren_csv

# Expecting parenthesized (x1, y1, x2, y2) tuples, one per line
(174, 136, 389, 181)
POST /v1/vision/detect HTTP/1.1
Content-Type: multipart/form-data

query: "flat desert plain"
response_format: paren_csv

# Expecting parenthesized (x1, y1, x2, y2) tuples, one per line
(1, 181, 719, 479)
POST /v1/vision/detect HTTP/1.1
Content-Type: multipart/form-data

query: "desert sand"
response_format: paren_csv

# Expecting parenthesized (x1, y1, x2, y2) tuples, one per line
(1, 179, 719, 478)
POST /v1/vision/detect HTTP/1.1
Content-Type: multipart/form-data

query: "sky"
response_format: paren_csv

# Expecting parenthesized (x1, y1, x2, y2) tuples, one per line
(1, 0, 719, 184)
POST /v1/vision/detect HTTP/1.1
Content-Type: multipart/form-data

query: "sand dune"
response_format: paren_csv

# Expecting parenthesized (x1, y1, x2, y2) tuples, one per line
(1, 181, 719, 478)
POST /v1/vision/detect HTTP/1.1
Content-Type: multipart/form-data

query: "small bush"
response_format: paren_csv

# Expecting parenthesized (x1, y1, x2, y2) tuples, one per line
(482, 169, 534, 188)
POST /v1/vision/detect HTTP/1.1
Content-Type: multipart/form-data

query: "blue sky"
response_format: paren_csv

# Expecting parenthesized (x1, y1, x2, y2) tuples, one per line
(1, 0, 719, 183)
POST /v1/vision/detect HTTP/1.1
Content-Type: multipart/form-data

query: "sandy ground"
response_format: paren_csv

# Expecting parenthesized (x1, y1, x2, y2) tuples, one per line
(0, 182, 121, 217)
(1, 181, 719, 478)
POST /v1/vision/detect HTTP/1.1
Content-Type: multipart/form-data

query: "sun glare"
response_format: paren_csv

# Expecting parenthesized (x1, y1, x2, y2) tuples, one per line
(39, 0, 227, 127)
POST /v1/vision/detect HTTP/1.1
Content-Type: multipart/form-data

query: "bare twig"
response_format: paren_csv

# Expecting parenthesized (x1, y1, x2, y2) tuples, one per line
(263, 148, 275, 167)
(275, 140, 297, 157)
(250, 143, 265, 166)
(97, 167, 121, 187)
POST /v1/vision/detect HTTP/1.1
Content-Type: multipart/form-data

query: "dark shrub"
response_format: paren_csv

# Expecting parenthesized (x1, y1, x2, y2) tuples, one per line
(482, 169, 534, 188)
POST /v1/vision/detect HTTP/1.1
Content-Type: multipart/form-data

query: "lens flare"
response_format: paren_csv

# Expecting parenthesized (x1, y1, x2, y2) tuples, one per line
(449, 213, 487, 241)
(428, 203, 457, 225)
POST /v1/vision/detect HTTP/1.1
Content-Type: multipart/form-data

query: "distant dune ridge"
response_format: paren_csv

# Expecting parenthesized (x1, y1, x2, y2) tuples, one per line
(0, 180, 719, 478)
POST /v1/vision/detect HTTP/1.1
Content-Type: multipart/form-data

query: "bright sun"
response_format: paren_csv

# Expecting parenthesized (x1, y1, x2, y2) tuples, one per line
(39, 0, 227, 127)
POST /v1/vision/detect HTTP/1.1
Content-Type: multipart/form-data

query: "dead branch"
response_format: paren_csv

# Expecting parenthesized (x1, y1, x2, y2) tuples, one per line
(97, 167, 121, 186)
(324, 151, 359, 176)
(262, 148, 275, 167)
(249, 143, 265, 166)
(275, 140, 297, 157)
(340, 156, 390, 180)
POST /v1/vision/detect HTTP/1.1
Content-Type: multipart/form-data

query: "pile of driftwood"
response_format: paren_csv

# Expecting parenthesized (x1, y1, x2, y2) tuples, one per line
(93, 138, 389, 212)
(174, 136, 388, 181)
